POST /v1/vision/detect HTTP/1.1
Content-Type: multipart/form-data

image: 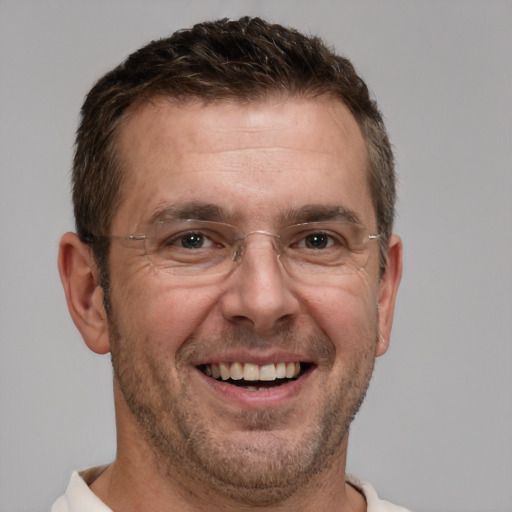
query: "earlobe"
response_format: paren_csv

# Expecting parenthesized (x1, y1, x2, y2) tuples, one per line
(58, 232, 111, 354)
(376, 234, 403, 357)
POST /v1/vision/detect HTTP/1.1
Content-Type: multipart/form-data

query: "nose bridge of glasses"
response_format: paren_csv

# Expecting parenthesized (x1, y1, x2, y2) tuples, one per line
(232, 230, 282, 262)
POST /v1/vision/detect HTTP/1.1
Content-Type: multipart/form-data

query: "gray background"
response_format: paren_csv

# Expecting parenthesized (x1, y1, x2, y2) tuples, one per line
(1, 1, 511, 511)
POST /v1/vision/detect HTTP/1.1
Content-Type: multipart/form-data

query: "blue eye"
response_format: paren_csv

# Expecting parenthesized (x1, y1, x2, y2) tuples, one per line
(161, 231, 216, 250)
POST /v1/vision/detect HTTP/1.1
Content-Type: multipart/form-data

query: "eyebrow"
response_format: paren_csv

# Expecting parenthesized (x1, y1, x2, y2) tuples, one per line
(148, 202, 232, 224)
(147, 202, 362, 226)
(280, 204, 362, 225)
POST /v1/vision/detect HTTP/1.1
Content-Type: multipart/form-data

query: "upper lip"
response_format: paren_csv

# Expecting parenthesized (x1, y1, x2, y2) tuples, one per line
(191, 350, 317, 367)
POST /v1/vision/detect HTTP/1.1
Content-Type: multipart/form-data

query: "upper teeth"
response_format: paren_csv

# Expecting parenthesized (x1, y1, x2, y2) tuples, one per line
(203, 362, 301, 381)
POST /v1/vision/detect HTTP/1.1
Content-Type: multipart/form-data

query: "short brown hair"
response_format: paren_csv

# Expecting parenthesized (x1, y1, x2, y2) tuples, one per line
(73, 16, 395, 281)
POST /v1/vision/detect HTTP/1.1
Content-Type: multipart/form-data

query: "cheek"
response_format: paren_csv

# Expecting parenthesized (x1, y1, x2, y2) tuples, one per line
(300, 275, 379, 352)
(111, 271, 222, 356)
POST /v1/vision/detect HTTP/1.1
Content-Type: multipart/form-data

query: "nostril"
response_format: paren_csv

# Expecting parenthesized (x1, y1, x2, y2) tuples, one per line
(230, 315, 254, 327)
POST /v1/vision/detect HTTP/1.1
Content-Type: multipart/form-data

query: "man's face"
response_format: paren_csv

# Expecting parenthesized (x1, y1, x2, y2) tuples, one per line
(106, 97, 389, 502)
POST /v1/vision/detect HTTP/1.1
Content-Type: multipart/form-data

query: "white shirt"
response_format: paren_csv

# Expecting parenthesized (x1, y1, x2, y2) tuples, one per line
(52, 467, 412, 512)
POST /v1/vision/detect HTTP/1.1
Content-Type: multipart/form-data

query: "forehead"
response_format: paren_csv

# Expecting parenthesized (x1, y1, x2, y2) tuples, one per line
(113, 96, 372, 230)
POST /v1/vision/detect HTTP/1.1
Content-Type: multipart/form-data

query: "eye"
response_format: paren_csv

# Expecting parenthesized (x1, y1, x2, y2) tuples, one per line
(176, 232, 212, 249)
(160, 230, 218, 250)
(283, 223, 356, 256)
(302, 232, 332, 250)
(294, 231, 347, 250)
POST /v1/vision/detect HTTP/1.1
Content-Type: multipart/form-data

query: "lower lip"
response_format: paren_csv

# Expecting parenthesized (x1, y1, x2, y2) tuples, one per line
(194, 367, 313, 409)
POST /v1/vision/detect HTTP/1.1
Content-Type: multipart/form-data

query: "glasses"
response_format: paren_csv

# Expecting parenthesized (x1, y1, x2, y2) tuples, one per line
(106, 219, 380, 280)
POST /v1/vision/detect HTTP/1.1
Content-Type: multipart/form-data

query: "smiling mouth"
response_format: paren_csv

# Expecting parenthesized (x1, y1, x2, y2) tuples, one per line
(199, 362, 312, 391)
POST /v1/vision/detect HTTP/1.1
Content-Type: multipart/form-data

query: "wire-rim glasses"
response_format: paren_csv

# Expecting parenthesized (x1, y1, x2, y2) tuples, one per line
(101, 219, 380, 279)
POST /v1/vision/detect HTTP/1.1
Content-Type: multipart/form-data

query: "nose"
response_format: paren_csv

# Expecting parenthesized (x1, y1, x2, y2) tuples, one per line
(220, 233, 300, 333)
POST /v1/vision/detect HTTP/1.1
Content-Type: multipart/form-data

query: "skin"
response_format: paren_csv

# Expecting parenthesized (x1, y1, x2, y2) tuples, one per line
(58, 97, 402, 512)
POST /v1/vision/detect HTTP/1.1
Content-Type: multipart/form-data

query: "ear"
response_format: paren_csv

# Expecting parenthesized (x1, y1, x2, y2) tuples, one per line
(376, 234, 403, 357)
(58, 232, 111, 354)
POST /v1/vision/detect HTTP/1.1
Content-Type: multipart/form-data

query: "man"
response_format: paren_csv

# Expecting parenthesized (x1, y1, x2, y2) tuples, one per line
(54, 16, 405, 512)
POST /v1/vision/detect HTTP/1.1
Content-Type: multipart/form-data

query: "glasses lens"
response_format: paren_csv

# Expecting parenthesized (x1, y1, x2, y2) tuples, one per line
(143, 220, 240, 276)
(141, 220, 376, 279)
(280, 221, 373, 276)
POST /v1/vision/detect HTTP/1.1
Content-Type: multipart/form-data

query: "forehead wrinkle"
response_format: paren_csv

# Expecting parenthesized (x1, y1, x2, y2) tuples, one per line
(188, 147, 340, 158)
